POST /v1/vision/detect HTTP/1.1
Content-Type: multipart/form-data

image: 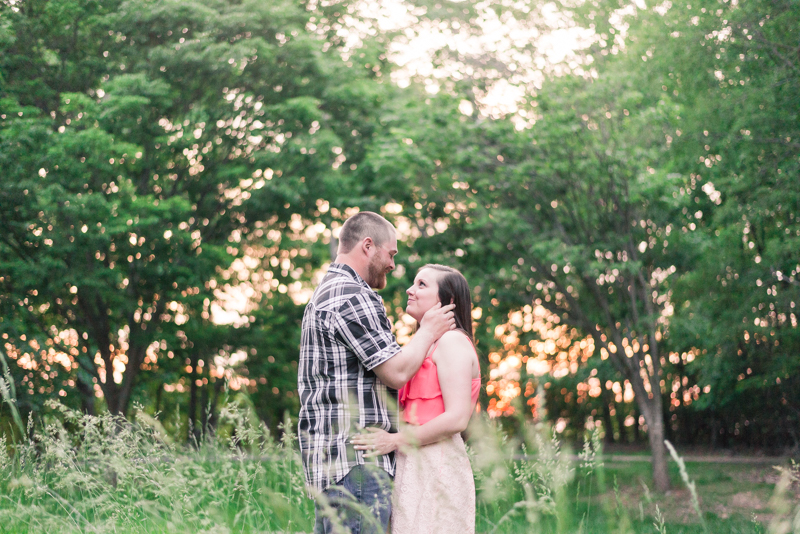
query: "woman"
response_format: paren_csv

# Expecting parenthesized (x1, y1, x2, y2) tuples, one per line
(352, 264, 481, 534)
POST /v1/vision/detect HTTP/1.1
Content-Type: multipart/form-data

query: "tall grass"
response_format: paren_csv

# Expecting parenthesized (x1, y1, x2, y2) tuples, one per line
(0, 376, 797, 533)
(466, 408, 797, 534)
(0, 398, 311, 533)
(768, 460, 800, 534)
(665, 439, 707, 533)
(0, 350, 25, 442)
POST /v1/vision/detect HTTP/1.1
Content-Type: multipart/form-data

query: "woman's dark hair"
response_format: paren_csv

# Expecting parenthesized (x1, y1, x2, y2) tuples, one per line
(420, 264, 474, 343)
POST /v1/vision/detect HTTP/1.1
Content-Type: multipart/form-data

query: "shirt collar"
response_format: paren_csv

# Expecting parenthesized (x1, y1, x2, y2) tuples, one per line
(328, 263, 372, 291)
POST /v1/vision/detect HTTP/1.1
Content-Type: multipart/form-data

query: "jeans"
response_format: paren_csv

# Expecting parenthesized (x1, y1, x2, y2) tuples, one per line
(314, 464, 392, 534)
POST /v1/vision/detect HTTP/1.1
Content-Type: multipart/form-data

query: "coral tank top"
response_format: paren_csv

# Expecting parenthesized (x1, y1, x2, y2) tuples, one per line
(398, 332, 481, 426)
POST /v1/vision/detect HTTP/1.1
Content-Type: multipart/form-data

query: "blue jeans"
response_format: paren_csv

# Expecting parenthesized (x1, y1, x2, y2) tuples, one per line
(314, 464, 392, 534)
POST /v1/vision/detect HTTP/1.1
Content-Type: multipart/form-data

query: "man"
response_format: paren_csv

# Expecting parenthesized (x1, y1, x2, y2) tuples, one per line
(298, 211, 456, 534)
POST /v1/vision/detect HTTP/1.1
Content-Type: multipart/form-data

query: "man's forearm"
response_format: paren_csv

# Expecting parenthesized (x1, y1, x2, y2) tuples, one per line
(396, 329, 437, 378)
(373, 302, 456, 389)
(373, 329, 436, 389)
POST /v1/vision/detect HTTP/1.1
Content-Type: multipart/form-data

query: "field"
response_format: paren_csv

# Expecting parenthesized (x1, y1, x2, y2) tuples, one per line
(478, 457, 790, 534)
(0, 402, 797, 534)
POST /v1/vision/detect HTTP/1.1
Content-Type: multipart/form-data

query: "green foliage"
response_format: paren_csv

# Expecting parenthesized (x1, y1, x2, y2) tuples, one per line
(1, 0, 798, 463)
(0, 348, 25, 443)
(366, 55, 683, 489)
(0, 395, 789, 533)
(656, 0, 800, 447)
(0, 402, 312, 533)
(0, 0, 388, 424)
(368, 0, 799, 455)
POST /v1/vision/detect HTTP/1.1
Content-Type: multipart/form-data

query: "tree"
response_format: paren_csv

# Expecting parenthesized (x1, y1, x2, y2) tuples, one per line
(0, 0, 385, 418)
(652, 0, 800, 448)
(357, 62, 684, 488)
(471, 74, 682, 491)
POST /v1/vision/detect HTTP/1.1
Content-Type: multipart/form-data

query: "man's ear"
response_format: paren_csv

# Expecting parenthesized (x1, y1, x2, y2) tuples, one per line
(361, 237, 374, 256)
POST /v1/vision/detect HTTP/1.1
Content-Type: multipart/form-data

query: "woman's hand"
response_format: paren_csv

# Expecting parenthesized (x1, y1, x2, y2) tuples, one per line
(351, 428, 402, 458)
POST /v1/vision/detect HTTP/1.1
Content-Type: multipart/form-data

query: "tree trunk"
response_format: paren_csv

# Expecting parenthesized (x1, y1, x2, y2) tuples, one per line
(681, 406, 694, 445)
(615, 401, 628, 443)
(621, 355, 670, 492)
(76, 372, 96, 416)
(647, 415, 670, 492)
(200, 364, 210, 435)
(600, 385, 616, 444)
(188, 355, 200, 444)
(637, 393, 670, 492)
(111, 344, 146, 417)
(664, 402, 675, 444)
(102, 379, 122, 416)
(329, 236, 339, 261)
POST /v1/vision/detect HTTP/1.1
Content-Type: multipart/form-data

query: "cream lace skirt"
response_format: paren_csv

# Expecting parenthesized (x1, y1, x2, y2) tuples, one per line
(391, 433, 475, 534)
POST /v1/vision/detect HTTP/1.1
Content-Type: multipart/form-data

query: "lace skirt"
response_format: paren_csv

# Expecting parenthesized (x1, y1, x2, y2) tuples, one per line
(391, 433, 475, 534)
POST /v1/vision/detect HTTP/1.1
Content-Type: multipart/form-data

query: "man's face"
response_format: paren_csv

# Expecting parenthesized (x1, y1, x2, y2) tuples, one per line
(366, 236, 397, 290)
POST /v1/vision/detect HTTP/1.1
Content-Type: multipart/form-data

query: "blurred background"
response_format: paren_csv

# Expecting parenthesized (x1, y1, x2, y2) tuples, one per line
(1, 0, 798, 497)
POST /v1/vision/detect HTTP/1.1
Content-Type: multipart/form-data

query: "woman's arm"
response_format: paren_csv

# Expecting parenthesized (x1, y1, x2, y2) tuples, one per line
(404, 330, 475, 445)
(353, 331, 476, 455)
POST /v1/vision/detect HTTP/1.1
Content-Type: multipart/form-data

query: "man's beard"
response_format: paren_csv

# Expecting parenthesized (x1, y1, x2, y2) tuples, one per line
(366, 255, 388, 289)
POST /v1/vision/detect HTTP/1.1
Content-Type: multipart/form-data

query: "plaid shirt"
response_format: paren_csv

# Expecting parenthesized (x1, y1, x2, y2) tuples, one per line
(298, 263, 401, 493)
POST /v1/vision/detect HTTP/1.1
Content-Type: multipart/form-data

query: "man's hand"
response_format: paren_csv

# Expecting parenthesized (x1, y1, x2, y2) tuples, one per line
(371, 302, 456, 389)
(351, 428, 403, 457)
(418, 302, 457, 340)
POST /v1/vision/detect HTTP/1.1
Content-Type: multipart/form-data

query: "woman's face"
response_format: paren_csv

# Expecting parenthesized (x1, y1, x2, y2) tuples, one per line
(406, 268, 440, 322)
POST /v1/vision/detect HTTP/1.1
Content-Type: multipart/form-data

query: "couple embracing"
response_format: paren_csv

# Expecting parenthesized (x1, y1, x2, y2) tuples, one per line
(298, 211, 481, 534)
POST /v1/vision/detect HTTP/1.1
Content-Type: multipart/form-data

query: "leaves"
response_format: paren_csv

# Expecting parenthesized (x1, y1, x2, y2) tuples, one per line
(0, 0, 387, 422)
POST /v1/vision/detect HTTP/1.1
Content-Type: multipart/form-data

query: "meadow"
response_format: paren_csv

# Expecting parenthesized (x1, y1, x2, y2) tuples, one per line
(1, 394, 797, 534)
(2, 1, 798, 531)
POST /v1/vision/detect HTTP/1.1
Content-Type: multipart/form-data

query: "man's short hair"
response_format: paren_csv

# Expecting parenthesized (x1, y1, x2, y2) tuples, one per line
(338, 211, 395, 254)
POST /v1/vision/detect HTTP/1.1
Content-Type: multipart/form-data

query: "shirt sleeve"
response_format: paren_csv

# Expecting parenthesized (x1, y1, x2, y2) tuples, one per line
(335, 292, 401, 371)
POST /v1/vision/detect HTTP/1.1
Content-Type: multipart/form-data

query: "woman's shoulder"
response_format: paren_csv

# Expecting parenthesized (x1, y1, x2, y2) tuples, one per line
(432, 330, 480, 378)
(438, 329, 472, 343)
(434, 330, 476, 357)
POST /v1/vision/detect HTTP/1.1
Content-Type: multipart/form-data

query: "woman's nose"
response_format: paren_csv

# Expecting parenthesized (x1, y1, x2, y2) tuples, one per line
(406, 286, 413, 296)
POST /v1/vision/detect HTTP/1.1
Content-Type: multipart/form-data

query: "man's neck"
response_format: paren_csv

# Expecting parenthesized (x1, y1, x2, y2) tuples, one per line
(334, 255, 370, 285)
